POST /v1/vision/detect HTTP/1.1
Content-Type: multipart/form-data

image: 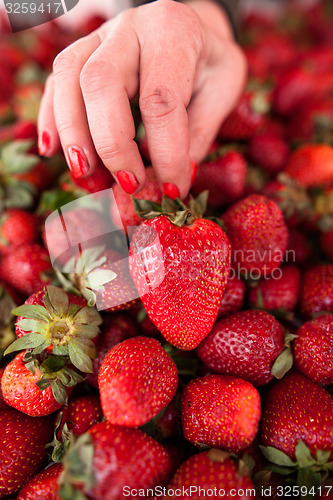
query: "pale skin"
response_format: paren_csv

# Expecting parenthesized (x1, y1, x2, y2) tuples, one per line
(38, 0, 247, 199)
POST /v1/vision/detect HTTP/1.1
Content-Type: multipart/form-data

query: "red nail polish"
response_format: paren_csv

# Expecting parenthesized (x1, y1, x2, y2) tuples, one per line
(38, 131, 51, 156)
(116, 171, 139, 195)
(163, 183, 180, 200)
(67, 147, 90, 178)
(191, 160, 197, 185)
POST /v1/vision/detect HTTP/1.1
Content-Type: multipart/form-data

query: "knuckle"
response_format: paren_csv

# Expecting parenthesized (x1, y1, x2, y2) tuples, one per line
(53, 49, 77, 75)
(56, 119, 75, 136)
(139, 88, 179, 121)
(96, 143, 122, 162)
(80, 59, 112, 96)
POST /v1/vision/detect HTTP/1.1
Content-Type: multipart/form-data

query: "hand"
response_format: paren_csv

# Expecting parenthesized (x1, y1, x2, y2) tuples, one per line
(38, 0, 247, 199)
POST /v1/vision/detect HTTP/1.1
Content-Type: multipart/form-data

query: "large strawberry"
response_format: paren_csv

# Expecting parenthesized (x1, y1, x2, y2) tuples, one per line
(17, 463, 63, 500)
(0, 208, 39, 255)
(5, 286, 102, 374)
(284, 144, 333, 188)
(99, 336, 178, 427)
(181, 374, 261, 453)
(247, 132, 289, 175)
(129, 196, 231, 350)
(165, 449, 255, 500)
(217, 274, 246, 319)
(59, 421, 173, 499)
(197, 310, 290, 386)
(222, 194, 288, 277)
(300, 265, 333, 319)
(293, 314, 333, 386)
(0, 409, 54, 498)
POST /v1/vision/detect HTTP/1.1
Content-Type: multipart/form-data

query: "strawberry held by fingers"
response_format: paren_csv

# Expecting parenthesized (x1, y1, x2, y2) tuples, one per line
(129, 195, 231, 350)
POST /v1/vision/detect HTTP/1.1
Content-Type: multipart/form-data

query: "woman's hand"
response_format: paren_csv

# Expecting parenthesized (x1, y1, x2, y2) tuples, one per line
(38, 0, 247, 198)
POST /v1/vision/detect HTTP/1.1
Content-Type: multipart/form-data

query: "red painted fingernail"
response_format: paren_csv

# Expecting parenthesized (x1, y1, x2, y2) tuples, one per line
(163, 183, 180, 200)
(67, 146, 90, 178)
(38, 131, 51, 156)
(191, 160, 197, 185)
(116, 170, 139, 195)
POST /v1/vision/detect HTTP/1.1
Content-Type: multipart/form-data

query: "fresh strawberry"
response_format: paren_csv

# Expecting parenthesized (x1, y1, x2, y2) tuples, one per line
(191, 149, 247, 207)
(110, 166, 162, 231)
(17, 463, 63, 500)
(219, 87, 271, 140)
(129, 196, 231, 350)
(284, 144, 333, 188)
(181, 374, 261, 452)
(0, 409, 54, 497)
(86, 312, 138, 389)
(165, 449, 255, 500)
(248, 265, 300, 313)
(99, 336, 178, 427)
(300, 264, 333, 319)
(0, 367, 9, 410)
(301, 45, 333, 73)
(197, 310, 288, 386)
(217, 274, 246, 319)
(273, 67, 315, 116)
(0, 209, 39, 255)
(250, 33, 297, 75)
(0, 243, 53, 296)
(321, 228, 333, 259)
(222, 194, 288, 277)
(59, 421, 173, 499)
(60, 162, 114, 195)
(58, 394, 103, 438)
(0, 120, 37, 144)
(14, 160, 55, 193)
(247, 133, 289, 174)
(286, 228, 313, 265)
(6, 286, 102, 374)
(261, 371, 333, 460)
(287, 97, 333, 143)
(293, 314, 333, 385)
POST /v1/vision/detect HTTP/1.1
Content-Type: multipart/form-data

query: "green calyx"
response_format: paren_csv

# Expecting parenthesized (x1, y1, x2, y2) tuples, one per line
(48, 410, 76, 463)
(5, 286, 102, 373)
(270, 332, 297, 380)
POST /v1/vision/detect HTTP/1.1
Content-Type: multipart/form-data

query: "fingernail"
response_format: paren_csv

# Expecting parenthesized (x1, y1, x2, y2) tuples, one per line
(191, 160, 197, 185)
(38, 131, 51, 156)
(116, 170, 139, 195)
(163, 183, 180, 200)
(67, 146, 90, 178)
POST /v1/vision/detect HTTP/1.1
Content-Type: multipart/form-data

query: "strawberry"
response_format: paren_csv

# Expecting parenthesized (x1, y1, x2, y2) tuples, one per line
(287, 97, 333, 143)
(5, 286, 102, 377)
(129, 196, 231, 350)
(98, 336, 178, 427)
(260, 371, 333, 460)
(86, 312, 138, 389)
(14, 160, 56, 193)
(273, 67, 315, 116)
(60, 161, 114, 195)
(321, 228, 333, 259)
(0, 409, 54, 497)
(284, 144, 333, 188)
(58, 394, 103, 438)
(197, 310, 288, 386)
(247, 133, 289, 175)
(165, 449, 255, 500)
(0, 209, 39, 255)
(248, 265, 301, 313)
(17, 463, 63, 500)
(0, 367, 9, 410)
(191, 149, 247, 208)
(1, 351, 83, 416)
(59, 421, 173, 499)
(0, 243, 53, 296)
(293, 314, 333, 385)
(181, 374, 261, 452)
(222, 194, 288, 277)
(217, 274, 246, 319)
(286, 228, 313, 265)
(300, 265, 333, 319)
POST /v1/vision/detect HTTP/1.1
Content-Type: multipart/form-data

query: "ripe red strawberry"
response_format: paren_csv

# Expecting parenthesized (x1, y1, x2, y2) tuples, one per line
(0, 409, 54, 497)
(99, 336, 178, 427)
(86, 312, 138, 389)
(14, 160, 55, 193)
(217, 274, 246, 319)
(284, 144, 333, 188)
(0, 209, 39, 255)
(248, 265, 300, 312)
(247, 133, 289, 174)
(286, 228, 313, 266)
(59, 394, 103, 438)
(321, 228, 333, 259)
(6, 286, 102, 374)
(111, 167, 162, 230)
(165, 449, 255, 500)
(219, 88, 271, 140)
(273, 67, 315, 116)
(0, 367, 9, 410)
(293, 314, 333, 385)
(59, 421, 173, 499)
(197, 310, 286, 386)
(0, 243, 53, 296)
(181, 374, 260, 452)
(222, 194, 288, 277)
(261, 371, 333, 459)
(60, 162, 114, 194)
(300, 264, 333, 319)
(129, 198, 231, 350)
(17, 463, 63, 500)
(287, 97, 333, 143)
(191, 150, 247, 208)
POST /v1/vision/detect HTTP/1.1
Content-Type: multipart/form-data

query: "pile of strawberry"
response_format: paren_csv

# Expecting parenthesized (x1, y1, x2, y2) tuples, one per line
(0, 2, 333, 499)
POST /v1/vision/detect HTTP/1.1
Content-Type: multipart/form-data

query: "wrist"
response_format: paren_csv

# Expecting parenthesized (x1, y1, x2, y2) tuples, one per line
(183, 0, 234, 40)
